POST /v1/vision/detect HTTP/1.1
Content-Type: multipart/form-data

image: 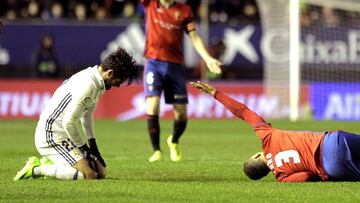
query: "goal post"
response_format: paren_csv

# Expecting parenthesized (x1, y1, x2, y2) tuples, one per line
(257, 0, 360, 121)
(289, 0, 301, 121)
(256, 0, 294, 119)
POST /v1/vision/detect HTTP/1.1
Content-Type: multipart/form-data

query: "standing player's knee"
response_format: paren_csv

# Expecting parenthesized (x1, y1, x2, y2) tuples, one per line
(173, 104, 187, 121)
(146, 96, 160, 115)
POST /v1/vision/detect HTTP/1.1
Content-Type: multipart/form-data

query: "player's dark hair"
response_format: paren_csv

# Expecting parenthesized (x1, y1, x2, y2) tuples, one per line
(100, 47, 139, 85)
(243, 159, 270, 180)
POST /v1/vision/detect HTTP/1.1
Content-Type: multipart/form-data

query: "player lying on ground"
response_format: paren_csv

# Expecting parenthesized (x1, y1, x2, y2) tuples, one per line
(190, 81, 360, 182)
(14, 48, 139, 180)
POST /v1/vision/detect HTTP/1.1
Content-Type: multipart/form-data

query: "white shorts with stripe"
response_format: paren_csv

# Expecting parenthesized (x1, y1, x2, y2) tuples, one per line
(35, 121, 83, 166)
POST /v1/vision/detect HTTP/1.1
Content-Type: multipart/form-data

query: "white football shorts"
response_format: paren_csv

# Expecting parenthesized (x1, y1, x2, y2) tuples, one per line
(35, 120, 83, 166)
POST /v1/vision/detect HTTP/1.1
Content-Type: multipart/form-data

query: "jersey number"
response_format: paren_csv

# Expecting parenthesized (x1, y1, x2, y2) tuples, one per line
(266, 150, 301, 170)
(274, 150, 300, 167)
(146, 72, 154, 85)
(61, 138, 77, 152)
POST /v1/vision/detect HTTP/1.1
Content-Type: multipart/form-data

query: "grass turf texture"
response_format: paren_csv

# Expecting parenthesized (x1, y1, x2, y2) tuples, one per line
(1, 119, 360, 202)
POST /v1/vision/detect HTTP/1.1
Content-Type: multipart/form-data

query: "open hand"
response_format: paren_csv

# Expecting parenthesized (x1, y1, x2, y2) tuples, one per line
(189, 81, 216, 96)
(206, 58, 222, 74)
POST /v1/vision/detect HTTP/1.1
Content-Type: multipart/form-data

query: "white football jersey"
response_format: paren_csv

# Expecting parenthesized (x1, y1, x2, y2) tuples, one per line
(38, 65, 105, 147)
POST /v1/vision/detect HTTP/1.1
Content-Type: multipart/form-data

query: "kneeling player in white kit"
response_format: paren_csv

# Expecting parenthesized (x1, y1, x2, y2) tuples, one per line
(14, 48, 139, 180)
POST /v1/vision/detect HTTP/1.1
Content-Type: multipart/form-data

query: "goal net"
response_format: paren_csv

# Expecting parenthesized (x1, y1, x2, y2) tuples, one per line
(256, 0, 360, 120)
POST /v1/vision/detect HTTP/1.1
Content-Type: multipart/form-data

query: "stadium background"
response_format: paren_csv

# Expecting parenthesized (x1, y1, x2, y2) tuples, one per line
(1, 0, 358, 121)
(2, 1, 360, 202)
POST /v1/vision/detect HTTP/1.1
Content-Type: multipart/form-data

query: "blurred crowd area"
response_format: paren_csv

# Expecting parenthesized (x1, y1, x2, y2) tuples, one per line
(0, 0, 260, 23)
(2, 1, 360, 80)
(301, 4, 360, 28)
(1, 0, 358, 26)
(0, 0, 260, 80)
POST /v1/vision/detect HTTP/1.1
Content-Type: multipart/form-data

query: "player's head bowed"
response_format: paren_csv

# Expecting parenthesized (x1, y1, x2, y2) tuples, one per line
(243, 152, 270, 180)
(100, 47, 139, 87)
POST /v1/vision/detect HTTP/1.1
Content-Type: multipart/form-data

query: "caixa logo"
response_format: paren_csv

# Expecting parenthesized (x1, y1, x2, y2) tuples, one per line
(0, 91, 51, 117)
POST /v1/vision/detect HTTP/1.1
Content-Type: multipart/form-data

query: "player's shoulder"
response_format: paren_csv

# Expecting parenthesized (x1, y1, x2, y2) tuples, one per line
(68, 68, 97, 94)
(70, 68, 92, 85)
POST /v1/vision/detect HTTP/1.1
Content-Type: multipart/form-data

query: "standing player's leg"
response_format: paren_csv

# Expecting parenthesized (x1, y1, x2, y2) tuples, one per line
(144, 59, 164, 162)
(146, 96, 162, 162)
(172, 104, 187, 144)
(167, 103, 187, 161)
(165, 63, 188, 162)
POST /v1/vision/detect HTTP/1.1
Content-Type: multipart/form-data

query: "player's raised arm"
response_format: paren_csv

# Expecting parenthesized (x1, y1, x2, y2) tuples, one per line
(188, 31, 222, 74)
(190, 81, 266, 128)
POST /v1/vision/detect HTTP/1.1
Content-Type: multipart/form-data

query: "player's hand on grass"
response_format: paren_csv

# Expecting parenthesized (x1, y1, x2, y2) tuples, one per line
(206, 58, 222, 75)
(190, 81, 216, 96)
(78, 144, 92, 161)
(88, 138, 106, 167)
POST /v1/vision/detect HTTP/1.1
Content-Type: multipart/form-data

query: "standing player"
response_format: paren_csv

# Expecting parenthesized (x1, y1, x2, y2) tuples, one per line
(191, 81, 360, 182)
(141, 0, 222, 162)
(14, 48, 139, 180)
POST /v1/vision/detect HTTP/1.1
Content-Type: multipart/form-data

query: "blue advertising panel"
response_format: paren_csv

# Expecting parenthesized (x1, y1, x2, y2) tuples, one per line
(2, 21, 360, 70)
(209, 23, 263, 66)
(310, 83, 360, 120)
(0, 23, 127, 67)
(0, 22, 262, 68)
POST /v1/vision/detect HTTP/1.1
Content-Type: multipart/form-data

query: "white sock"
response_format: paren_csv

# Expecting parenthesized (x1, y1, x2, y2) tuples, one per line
(34, 164, 84, 180)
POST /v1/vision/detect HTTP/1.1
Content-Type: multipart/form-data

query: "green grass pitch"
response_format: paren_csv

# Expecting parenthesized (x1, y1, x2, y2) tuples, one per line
(2, 119, 360, 202)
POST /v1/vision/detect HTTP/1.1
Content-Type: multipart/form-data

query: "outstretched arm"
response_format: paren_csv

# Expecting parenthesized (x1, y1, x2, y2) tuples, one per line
(188, 31, 222, 74)
(81, 105, 106, 167)
(190, 81, 266, 128)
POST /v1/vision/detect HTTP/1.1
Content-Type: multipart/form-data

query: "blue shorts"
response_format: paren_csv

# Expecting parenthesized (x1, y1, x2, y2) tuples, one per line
(143, 58, 188, 104)
(322, 130, 360, 181)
